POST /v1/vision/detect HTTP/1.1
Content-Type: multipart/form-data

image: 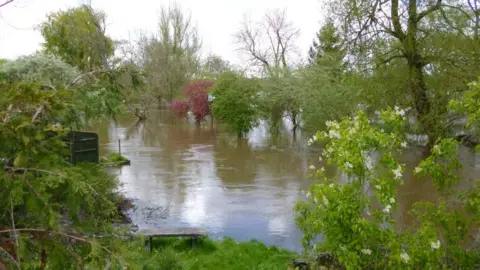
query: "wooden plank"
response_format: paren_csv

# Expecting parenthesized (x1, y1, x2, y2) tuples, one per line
(136, 228, 207, 238)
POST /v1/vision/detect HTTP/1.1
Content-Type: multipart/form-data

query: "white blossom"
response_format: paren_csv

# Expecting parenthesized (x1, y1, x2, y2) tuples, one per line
(329, 130, 341, 139)
(327, 147, 334, 153)
(383, 204, 392, 214)
(306, 192, 311, 198)
(309, 165, 316, 170)
(375, 185, 381, 190)
(361, 249, 372, 255)
(414, 167, 422, 174)
(400, 252, 410, 263)
(430, 240, 440, 250)
(392, 165, 402, 179)
(320, 167, 325, 172)
(401, 141, 407, 148)
(313, 135, 318, 141)
(313, 196, 318, 203)
(323, 196, 329, 206)
(390, 197, 395, 204)
(395, 106, 406, 117)
(318, 156, 323, 162)
(329, 183, 334, 188)
(344, 162, 353, 169)
(308, 138, 314, 145)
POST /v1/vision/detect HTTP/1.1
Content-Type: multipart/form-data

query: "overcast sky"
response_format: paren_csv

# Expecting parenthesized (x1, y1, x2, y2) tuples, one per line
(0, 0, 324, 65)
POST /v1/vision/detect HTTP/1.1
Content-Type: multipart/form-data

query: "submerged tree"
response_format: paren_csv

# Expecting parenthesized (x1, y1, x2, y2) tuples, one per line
(211, 72, 261, 137)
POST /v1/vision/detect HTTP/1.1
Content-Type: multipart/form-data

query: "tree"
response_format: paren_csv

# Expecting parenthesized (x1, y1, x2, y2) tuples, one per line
(296, 105, 480, 268)
(140, 2, 201, 103)
(0, 53, 125, 127)
(0, 80, 125, 269)
(172, 80, 214, 125)
(325, 0, 480, 145)
(307, 19, 344, 66)
(0, 54, 80, 86)
(199, 54, 232, 79)
(211, 72, 261, 137)
(40, 6, 114, 72)
(235, 9, 301, 133)
(234, 9, 300, 77)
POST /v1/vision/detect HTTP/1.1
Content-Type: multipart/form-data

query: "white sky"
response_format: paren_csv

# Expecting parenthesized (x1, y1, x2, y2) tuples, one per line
(0, 0, 324, 65)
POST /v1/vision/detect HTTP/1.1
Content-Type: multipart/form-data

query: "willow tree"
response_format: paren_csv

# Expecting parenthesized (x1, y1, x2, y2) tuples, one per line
(326, 0, 480, 144)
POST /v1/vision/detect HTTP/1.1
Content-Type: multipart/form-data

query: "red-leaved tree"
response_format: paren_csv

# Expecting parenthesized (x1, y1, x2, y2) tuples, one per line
(171, 80, 214, 124)
(171, 100, 190, 119)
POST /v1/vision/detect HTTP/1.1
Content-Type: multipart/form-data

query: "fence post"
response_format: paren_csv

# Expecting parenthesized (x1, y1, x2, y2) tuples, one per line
(118, 139, 121, 155)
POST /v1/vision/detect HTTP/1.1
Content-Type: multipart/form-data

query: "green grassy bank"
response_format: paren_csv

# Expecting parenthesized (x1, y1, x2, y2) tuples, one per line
(119, 237, 297, 269)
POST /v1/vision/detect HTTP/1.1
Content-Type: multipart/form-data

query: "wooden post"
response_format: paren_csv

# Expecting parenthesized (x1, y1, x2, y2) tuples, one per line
(118, 139, 121, 155)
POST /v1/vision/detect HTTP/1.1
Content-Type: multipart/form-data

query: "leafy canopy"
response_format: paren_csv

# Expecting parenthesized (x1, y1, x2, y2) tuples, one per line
(211, 72, 261, 137)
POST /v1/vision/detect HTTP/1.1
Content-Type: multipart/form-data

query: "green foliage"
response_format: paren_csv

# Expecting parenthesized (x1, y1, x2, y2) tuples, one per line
(211, 72, 261, 137)
(308, 18, 344, 69)
(449, 79, 480, 134)
(101, 152, 129, 163)
(0, 80, 125, 268)
(295, 66, 358, 132)
(117, 237, 295, 270)
(295, 107, 480, 269)
(140, 3, 201, 102)
(0, 54, 80, 86)
(40, 6, 114, 71)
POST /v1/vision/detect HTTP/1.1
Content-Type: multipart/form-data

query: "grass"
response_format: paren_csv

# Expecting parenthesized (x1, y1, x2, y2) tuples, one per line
(119, 237, 297, 269)
(101, 152, 129, 164)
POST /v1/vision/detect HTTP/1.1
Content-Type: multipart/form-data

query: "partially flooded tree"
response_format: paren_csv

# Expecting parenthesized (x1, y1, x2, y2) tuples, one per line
(141, 3, 201, 104)
(234, 9, 301, 133)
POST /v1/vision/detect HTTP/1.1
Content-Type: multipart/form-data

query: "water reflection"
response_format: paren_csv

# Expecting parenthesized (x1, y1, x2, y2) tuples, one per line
(90, 110, 480, 251)
(91, 110, 314, 251)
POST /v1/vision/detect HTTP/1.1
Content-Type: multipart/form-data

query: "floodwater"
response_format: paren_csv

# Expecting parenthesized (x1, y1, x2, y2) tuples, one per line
(91, 110, 480, 251)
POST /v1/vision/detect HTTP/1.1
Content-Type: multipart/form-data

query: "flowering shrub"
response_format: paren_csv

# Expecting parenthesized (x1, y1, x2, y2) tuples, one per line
(170, 80, 214, 123)
(295, 107, 480, 269)
(171, 100, 190, 119)
(183, 80, 214, 123)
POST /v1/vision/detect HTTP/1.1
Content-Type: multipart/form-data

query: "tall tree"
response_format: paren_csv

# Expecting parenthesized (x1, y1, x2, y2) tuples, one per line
(199, 54, 232, 79)
(307, 19, 344, 65)
(234, 9, 300, 77)
(235, 9, 301, 133)
(326, 0, 480, 144)
(40, 6, 114, 72)
(141, 2, 201, 103)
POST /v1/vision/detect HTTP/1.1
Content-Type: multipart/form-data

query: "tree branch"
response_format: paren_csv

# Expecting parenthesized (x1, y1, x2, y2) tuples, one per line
(0, 229, 111, 253)
(417, 0, 442, 22)
(391, 0, 406, 40)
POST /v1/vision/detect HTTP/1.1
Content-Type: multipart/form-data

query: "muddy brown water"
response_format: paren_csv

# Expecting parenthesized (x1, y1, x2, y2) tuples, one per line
(90, 110, 480, 251)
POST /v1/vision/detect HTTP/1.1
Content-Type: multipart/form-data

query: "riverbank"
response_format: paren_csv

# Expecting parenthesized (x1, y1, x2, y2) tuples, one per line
(119, 236, 297, 269)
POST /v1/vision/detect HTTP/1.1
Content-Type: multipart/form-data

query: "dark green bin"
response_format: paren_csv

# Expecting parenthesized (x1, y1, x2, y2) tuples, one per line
(63, 131, 99, 165)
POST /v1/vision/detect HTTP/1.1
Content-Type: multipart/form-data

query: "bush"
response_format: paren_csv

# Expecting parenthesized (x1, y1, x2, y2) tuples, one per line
(211, 72, 261, 137)
(295, 107, 480, 269)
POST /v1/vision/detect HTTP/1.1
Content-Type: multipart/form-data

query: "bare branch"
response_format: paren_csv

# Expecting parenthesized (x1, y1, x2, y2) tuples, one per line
(235, 9, 299, 75)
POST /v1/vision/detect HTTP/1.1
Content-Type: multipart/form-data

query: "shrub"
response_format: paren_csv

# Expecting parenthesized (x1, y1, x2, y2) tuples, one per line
(211, 72, 260, 137)
(295, 107, 480, 269)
